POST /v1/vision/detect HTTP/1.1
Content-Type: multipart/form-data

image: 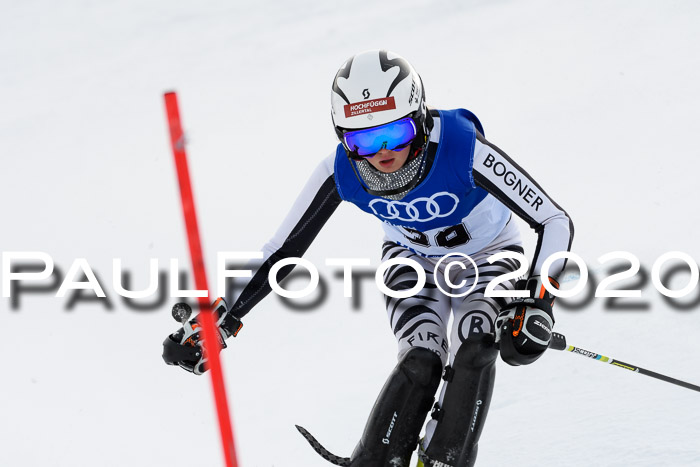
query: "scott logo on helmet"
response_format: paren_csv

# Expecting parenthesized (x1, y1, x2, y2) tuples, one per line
(344, 97, 396, 118)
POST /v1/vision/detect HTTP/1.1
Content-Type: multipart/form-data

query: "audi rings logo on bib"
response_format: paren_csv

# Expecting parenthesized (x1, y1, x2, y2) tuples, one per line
(369, 192, 460, 222)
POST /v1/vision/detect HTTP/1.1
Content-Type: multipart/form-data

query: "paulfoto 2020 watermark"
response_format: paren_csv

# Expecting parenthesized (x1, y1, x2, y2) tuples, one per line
(2, 250, 699, 313)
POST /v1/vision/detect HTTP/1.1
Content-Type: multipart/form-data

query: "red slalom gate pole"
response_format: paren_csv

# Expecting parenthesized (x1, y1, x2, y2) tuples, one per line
(164, 91, 239, 467)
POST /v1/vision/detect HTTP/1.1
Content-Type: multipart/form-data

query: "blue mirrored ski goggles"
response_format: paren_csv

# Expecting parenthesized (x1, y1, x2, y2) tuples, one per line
(343, 117, 417, 158)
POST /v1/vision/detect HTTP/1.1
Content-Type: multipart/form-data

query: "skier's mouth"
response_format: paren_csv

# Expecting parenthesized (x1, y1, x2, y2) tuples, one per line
(379, 158, 395, 167)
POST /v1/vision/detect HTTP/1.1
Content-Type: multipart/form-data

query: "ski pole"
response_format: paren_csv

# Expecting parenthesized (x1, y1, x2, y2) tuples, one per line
(549, 332, 700, 393)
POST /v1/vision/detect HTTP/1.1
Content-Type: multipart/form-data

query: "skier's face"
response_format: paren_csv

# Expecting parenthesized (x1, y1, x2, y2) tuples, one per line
(366, 145, 411, 173)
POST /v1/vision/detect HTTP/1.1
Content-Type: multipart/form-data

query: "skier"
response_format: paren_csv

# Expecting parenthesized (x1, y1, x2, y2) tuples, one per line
(163, 49, 574, 466)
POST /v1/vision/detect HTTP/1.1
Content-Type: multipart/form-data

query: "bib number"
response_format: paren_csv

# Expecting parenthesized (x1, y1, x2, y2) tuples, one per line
(402, 223, 471, 249)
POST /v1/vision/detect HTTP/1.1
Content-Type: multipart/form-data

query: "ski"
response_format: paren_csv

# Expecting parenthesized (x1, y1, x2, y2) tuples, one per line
(295, 425, 351, 466)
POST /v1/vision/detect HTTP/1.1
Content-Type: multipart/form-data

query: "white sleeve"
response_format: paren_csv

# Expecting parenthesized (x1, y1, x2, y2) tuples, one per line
(229, 153, 342, 318)
(472, 134, 574, 280)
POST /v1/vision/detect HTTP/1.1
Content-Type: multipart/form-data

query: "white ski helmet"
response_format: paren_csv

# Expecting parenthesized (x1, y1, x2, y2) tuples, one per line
(331, 50, 431, 158)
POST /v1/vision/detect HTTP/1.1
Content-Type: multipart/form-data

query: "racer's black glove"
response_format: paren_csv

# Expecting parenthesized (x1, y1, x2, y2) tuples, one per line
(162, 297, 243, 375)
(495, 276, 558, 366)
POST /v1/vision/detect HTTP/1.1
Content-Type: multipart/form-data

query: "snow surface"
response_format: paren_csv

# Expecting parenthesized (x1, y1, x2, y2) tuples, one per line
(2, 0, 700, 466)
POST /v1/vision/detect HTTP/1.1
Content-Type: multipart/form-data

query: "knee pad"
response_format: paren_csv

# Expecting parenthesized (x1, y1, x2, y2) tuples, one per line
(350, 347, 443, 467)
(423, 335, 498, 467)
(401, 346, 446, 386)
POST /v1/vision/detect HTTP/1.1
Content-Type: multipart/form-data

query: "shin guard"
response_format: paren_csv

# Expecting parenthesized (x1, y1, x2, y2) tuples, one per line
(349, 347, 443, 467)
(423, 335, 497, 467)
